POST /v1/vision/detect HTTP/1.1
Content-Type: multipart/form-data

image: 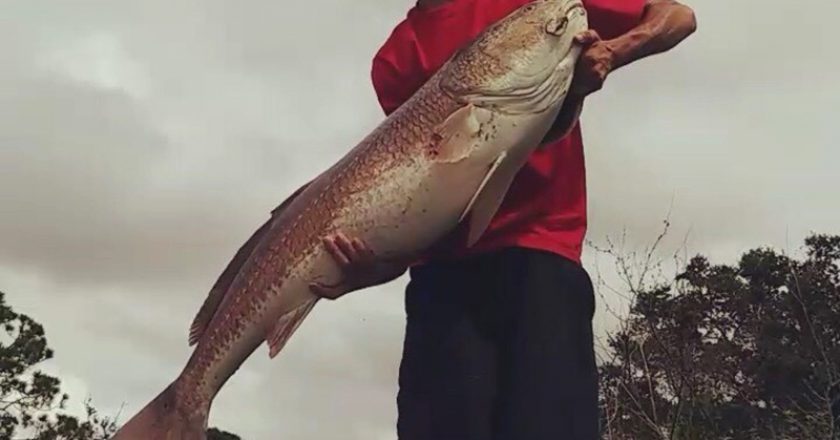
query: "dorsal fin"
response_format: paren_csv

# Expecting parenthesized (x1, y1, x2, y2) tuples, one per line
(188, 219, 269, 346)
(188, 183, 310, 346)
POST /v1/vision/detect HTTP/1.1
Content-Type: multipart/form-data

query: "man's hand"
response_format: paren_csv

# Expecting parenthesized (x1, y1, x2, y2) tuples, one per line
(567, 0, 696, 98)
(310, 233, 408, 300)
(570, 30, 615, 97)
(569, 0, 696, 98)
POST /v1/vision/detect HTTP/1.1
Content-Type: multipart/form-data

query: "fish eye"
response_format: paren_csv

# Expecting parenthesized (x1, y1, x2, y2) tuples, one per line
(545, 17, 568, 36)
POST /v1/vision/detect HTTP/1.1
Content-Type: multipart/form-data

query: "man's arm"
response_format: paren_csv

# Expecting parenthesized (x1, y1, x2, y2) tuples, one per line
(541, 0, 696, 143)
(607, 0, 697, 71)
(571, 0, 697, 97)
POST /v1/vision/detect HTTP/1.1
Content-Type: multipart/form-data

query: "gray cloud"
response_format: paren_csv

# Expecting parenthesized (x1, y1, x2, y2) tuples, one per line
(583, 0, 839, 258)
(1, 0, 838, 438)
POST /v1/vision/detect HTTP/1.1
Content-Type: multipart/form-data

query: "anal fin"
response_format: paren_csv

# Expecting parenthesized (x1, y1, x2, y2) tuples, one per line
(266, 298, 318, 359)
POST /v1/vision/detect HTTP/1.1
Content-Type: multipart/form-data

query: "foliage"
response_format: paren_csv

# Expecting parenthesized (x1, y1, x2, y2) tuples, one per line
(0, 291, 116, 440)
(595, 232, 840, 439)
(7, 227, 838, 439)
(0, 292, 241, 439)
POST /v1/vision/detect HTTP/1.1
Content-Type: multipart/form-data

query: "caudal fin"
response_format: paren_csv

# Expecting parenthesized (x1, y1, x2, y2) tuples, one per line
(111, 382, 207, 440)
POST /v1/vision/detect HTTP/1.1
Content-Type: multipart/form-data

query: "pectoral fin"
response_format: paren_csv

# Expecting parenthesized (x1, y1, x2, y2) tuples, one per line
(458, 151, 507, 223)
(431, 104, 493, 163)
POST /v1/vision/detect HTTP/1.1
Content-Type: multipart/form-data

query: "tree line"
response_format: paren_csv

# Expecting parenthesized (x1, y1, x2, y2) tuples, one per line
(2, 232, 838, 439)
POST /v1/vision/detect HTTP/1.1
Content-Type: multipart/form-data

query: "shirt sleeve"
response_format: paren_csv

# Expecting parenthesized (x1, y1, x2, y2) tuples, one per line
(584, 0, 646, 39)
(371, 55, 412, 116)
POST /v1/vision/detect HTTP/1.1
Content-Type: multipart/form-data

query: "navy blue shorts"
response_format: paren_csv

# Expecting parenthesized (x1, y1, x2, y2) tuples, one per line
(397, 247, 598, 440)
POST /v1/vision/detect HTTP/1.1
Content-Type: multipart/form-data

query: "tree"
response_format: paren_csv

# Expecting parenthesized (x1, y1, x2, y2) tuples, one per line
(595, 233, 840, 439)
(0, 291, 117, 440)
(0, 292, 242, 439)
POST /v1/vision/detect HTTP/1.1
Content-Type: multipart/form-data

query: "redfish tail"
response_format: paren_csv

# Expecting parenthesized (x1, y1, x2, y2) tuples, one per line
(111, 381, 208, 440)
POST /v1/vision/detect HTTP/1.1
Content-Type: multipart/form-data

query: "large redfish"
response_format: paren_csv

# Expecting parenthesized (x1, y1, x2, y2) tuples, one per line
(113, 1, 588, 437)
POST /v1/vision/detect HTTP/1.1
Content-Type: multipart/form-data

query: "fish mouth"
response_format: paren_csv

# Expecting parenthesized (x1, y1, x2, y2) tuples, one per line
(566, 2, 584, 15)
(546, 0, 587, 39)
(563, 1, 586, 24)
(440, 0, 588, 112)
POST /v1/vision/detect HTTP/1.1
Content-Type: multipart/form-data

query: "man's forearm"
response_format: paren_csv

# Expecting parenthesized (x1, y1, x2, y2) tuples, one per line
(606, 0, 697, 71)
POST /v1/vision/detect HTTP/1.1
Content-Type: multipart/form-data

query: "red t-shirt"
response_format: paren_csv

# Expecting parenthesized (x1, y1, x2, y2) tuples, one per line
(371, 0, 644, 265)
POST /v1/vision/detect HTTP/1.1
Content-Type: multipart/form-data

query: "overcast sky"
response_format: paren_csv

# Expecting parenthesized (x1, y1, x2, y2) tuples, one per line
(1, 0, 837, 438)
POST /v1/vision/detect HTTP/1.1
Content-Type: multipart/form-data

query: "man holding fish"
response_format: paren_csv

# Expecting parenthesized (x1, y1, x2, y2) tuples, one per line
(111, 1, 696, 438)
(315, 0, 697, 438)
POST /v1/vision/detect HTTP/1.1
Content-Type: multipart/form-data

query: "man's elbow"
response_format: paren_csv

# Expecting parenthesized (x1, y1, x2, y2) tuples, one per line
(669, 1, 698, 38)
(679, 3, 698, 37)
(651, 0, 698, 38)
